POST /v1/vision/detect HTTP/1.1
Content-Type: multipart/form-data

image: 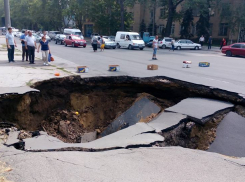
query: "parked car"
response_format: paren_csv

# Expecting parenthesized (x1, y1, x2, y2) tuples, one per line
(222, 43, 245, 57)
(146, 40, 153, 47)
(104, 38, 116, 49)
(33, 34, 41, 42)
(55, 34, 66, 45)
(115, 31, 145, 50)
(174, 39, 201, 50)
(64, 29, 83, 39)
(64, 35, 86, 48)
(48, 31, 60, 40)
(91, 33, 100, 39)
(108, 36, 115, 41)
(159, 37, 173, 49)
(16, 32, 22, 37)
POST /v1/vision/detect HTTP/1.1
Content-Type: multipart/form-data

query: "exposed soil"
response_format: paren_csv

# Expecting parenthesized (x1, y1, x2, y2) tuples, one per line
(1, 76, 245, 148)
(159, 110, 230, 150)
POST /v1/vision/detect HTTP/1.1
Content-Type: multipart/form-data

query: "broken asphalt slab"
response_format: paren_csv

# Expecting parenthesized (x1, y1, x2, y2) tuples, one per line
(24, 123, 164, 151)
(100, 97, 161, 137)
(148, 112, 187, 132)
(4, 131, 20, 146)
(208, 112, 245, 157)
(165, 98, 234, 124)
(1, 146, 245, 182)
(0, 86, 39, 96)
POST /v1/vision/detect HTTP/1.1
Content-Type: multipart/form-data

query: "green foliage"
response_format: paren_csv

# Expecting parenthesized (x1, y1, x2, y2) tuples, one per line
(218, 1, 245, 37)
(0, 0, 133, 34)
(148, 23, 157, 36)
(180, 8, 193, 39)
(196, 11, 210, 38)
(139, 19, 146, 32)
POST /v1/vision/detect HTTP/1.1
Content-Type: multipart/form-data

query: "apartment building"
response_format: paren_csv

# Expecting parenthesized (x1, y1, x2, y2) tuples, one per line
(129, 0, 244, 42)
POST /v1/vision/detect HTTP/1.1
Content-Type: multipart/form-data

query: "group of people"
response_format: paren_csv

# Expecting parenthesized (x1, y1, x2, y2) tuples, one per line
(5, 27, 51, 65)
(199, 35, 227, 50)
(91, 35, 105, 52)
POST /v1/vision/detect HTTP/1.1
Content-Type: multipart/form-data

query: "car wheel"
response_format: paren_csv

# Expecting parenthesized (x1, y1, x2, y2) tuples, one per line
(55, 41, 57, 44)
(72, 43, 75, 47)
(226, 51, 232, 57)
(162, 45, 166, 49)
(128, 45, 133, 50)
(113, 47, 116, 49)
(117, 43, 121, 48)
(64, 42, 67, 47)
(194, 46, 199, 50)
(140, 48, 144, 50)
(83, 46, 86, 48)
(177, 46, 181, 50)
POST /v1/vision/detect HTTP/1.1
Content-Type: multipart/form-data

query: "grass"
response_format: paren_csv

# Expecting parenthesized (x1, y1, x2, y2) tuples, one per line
(21, 66, 37, 69)
(26, 80, 33, 86)
(57, 67, 73, 74)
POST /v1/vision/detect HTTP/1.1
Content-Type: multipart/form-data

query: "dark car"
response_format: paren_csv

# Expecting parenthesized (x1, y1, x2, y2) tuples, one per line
(222, 43, 245, 57)
(146, 40, 153, 47)
(55, 34, 66, 45)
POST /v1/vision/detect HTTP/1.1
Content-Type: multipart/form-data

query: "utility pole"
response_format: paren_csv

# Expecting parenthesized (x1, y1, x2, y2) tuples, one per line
(4, 0, 11, 28)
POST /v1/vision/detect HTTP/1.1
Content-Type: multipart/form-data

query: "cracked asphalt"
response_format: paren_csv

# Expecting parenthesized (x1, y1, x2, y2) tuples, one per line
(1, 145, 245, 182)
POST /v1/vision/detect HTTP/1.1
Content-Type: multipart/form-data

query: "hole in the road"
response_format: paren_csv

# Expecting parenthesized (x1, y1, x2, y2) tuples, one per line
(0, 76, 244, 151)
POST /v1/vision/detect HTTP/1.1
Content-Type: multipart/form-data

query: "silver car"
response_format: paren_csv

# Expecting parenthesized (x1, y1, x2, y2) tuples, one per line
(104, 38, 116, 49)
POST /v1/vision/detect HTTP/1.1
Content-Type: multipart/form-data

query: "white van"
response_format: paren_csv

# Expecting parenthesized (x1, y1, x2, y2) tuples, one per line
(115, 31, 145, 50)
(64, 28, 84, 39)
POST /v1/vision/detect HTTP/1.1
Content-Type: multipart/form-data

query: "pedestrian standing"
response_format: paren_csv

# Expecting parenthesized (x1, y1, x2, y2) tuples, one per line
(92, 36, 99, 52)
(199, 35, 205, 47)
(152, 35, 159, 60)
(169, 39, 175, 51)
(220, 38, 226, 50)
(25, 31, 37, 64)
(37, 36, 51, 66)
(20, 30, 28, 62)
(100, 36, 105, 52)
(207, 36, 212, 50)
(5, 27, 17, 63)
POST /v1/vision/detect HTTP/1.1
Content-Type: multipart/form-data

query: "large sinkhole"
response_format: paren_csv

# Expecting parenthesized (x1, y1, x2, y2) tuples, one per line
(1, 76, 245, 155)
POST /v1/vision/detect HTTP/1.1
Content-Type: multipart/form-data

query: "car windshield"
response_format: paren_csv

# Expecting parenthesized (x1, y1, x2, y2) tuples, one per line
(74, 32, 82, 35)
(72, 36, 80, 40)
(130, 35, 142, 40)
(104, 38, 111, 42)
(165, 39, 172, 42)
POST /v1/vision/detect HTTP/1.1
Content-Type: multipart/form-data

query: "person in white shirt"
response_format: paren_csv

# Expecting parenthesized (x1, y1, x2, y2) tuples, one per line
(6, 27, 17, 62)
(152, 35, 159, 60)
(199, 35, 205, 46)
(25, 31, 37, 64)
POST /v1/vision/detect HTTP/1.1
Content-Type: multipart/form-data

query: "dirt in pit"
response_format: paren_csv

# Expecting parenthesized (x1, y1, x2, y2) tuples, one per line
(159, 110, 229, 150)
(41, 110, 85, 143)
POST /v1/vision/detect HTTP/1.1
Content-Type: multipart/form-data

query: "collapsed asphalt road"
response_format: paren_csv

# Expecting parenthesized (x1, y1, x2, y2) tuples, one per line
(0, 75, 244, 156)
(1, 75, 245, 182)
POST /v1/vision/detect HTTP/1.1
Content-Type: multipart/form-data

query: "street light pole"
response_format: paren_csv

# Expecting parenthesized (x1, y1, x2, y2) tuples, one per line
(4, 0, 11, 28)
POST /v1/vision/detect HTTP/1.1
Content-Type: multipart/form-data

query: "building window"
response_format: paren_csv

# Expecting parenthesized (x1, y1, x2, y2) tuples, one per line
(219, 23, 228, 36)
(171, 24, 175, 35)
(160, 8, 165, 19)
(150, 10, 153, 21)
(209, 23, 213, 36)
(159, 25, 164, 34)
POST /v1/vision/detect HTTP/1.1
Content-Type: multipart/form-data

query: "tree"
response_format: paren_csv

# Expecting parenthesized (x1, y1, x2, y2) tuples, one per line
(139, 19, 146, 33)
(148, 23, 157, 36)
(180, 8, 193, 38)
(160, 0, 185, 37)
(218, 0, 245, 42)
(195, 0, 210, 39)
